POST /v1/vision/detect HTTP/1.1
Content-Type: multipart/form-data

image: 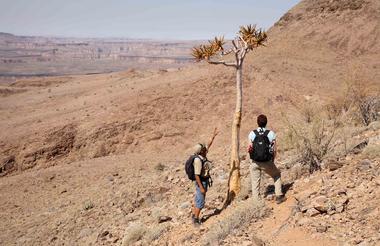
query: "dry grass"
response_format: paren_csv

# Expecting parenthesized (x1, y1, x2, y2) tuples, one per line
(122, 223, 147, 246)
(202, 199, 268, 245)
(122, 221, 171, 245)
(282, 72, 380, 173)
(143, 223, 171, 243)
(362, 142, 380, 159)
(283, 107, 339, 173)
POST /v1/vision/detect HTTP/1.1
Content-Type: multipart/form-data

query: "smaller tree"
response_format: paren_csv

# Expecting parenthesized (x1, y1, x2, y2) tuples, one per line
(192, 25, 267, 205)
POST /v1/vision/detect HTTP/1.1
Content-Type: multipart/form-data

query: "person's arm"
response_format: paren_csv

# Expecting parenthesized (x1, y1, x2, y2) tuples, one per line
(248, 131, 254, 153)
(271, 131, 277, 160)
(194, 158, 206, 193)
(206, 127, 218, 150)
(195, 175, 206, 194)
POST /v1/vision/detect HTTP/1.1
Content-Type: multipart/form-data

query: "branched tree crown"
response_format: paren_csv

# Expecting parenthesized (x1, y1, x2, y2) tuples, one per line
(191, 25, 267, 67)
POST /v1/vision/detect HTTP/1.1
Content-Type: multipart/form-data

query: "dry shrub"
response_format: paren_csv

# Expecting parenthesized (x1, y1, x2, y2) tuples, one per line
(300, 104, 316, 123)
(362, 144, 380, 159)
(283, 107, 339, 173)
(143, 223, 171, 243)
(356, 95, 380, 126)
(326, 73, 380, 126)
(202, 199, 268, 245)
(122, 222, 170, 245)
(122, 223, 146, 246)
(283, 70, 379, 173)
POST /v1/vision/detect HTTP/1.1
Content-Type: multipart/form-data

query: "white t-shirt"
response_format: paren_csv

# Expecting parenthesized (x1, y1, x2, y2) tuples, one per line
(194, 155, 211, 177)
(248, 127, 276, 144)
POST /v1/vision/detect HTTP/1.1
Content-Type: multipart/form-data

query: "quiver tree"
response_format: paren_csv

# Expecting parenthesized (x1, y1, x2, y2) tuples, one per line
(192, 25, 267, 205)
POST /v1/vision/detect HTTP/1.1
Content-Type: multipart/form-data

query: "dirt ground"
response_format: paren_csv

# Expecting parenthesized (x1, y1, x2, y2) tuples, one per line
(1, 0, 380, 245)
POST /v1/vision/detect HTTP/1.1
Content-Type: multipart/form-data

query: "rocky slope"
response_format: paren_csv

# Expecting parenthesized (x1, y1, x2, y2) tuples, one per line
(0, 0, 379, 245)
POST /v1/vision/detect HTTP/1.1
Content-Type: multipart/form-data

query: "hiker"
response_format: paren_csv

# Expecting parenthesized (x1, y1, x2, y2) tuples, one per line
(248, 114, 286, 204)
(185, 128, 218, 226)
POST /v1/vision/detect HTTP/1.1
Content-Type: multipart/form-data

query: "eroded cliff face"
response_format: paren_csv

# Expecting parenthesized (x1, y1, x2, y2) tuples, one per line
(0, 33, 199, 76)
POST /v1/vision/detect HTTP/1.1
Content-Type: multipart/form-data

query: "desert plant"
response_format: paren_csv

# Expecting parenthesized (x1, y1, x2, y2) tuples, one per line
(154, 163, 165, 172)
(300, 104, 316, 123)
(122, 223, 146, 246)
(356, 95, 380, 126)
(202, 199, 267, 245)
(83, 201, 94, 210)
(143, 224, 171, 243)
(283, 108, 338, 173)
(336, 70, 380, 126)
(192, 25, 267, 205)
(362, 143, 380, 159)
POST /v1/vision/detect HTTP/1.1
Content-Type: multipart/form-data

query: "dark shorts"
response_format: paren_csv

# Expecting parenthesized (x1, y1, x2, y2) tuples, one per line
(194, 181, 208, 209)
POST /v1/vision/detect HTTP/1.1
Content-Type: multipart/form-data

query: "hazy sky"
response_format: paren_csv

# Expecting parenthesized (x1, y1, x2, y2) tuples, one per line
(0, 0, 300, 40)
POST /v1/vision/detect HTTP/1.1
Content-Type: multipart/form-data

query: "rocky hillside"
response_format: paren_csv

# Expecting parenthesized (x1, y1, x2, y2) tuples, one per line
(0, 0, 379, 245)
(272, 0, 380, 56)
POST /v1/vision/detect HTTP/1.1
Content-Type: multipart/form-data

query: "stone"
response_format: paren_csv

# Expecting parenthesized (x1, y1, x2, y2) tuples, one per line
(351, 140, 368, 154)
(297, 217, 311, 226)
(325, 160, 344, 171)
(78, 228, 93, 238)
(0, 155, 15, 173)
(368, 121, 380, 131)
(172, 178, 180, 184)
(312, 196, 329, 212)
(179, 201, 191, 209)
(357, 159, 372, 171)
(306, 208, 321, 217)
(316, 225, 328, 233)
(158, 216, 172, 223)
(99, 230, 110, 239)
(147, 132, 163, 141)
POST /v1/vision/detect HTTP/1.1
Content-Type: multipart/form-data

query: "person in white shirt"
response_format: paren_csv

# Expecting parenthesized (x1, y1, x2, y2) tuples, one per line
(248, 114, 285, 204)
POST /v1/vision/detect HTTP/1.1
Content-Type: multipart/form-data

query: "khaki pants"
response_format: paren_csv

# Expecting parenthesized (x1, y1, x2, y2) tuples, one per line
(249, 159, 283, 200)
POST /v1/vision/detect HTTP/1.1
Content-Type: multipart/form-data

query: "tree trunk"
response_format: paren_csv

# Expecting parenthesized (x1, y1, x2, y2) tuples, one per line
(226, 65, 243, 204)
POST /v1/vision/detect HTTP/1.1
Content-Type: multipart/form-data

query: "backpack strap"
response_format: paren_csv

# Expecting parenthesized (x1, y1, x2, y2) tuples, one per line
(263, 130, 270, 136)
(253, 130, 260, 136)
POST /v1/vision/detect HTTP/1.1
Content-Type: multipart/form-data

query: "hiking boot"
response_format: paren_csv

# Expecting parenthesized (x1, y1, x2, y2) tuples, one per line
(191, 214, 196, 224)
(193, 217, 202, 227)
(275, 195, 286, 204)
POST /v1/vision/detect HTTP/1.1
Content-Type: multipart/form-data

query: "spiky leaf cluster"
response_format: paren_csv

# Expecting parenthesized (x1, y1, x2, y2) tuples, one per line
(192, 36, 225, 61)
(239, 25, 267, 49)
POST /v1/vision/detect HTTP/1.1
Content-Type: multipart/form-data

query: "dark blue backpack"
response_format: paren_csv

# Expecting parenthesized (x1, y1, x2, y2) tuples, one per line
(185, 155, 204, 180)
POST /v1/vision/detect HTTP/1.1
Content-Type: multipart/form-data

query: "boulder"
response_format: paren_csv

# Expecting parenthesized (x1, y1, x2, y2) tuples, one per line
(0, 155, 15, 174)
(306, 208, 321, 217)
(312, 196, 329, 212)
(158, 216, 172, 223)
(325, 160, 344, 171)
(316, 225, 328, 233)
(357, 159, 372, 171)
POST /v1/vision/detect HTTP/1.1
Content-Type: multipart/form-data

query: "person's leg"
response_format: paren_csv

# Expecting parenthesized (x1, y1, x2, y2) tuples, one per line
(250, 160, 262, 201)
(193, 181, 206, 224)
(261, 161, 283, 197)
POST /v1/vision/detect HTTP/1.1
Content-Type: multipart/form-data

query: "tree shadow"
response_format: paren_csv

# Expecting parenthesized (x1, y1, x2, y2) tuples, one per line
(264, 182, 294, 197)
(201, 182, 294, 223)
(201, 207, 223, 222)
(202, 165, 238, 223)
